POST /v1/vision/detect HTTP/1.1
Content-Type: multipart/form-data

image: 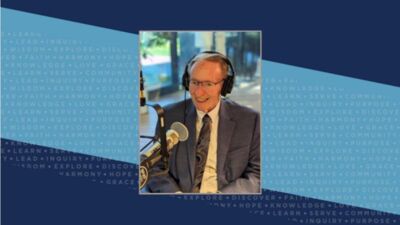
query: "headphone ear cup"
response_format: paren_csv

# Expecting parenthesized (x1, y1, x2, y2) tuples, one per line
(221, 55, 235, 96)
(182, 69, 190, 91)
(222, 75, 234, 96)
(221, 83, 227, 97)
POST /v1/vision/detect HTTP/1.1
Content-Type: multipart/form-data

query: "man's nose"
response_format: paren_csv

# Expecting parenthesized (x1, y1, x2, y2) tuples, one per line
(194, 85, 206, 95)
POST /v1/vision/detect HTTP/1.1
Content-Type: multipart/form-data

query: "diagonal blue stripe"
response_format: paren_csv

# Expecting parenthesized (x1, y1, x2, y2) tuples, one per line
(2, 8, 139, 163)
(263, 61, 400, 214)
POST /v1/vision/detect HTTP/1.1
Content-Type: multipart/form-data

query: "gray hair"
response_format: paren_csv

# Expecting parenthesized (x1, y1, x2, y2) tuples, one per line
(188, 52, 229, 78)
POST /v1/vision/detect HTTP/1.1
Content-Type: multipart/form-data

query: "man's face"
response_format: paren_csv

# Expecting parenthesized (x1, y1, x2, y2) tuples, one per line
(189, 60, 225, 113)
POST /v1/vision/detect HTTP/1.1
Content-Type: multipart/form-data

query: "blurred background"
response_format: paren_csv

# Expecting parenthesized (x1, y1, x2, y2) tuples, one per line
(139, 31, 262, 149)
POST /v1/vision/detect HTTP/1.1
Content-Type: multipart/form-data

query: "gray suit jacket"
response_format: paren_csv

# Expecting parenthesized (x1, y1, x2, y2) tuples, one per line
(146, 99, 260, 193)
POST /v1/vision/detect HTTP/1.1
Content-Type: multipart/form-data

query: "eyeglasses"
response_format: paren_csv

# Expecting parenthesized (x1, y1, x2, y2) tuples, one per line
(189, 79, 225, 88)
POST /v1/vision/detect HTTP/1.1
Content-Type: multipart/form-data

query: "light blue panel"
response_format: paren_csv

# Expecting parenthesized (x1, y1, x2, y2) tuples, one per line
(2, 8, 139, 163)
(262, 61, 400, 214)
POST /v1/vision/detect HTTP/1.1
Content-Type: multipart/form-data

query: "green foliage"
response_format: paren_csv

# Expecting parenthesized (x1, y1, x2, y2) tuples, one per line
(141, 32, 173, 58)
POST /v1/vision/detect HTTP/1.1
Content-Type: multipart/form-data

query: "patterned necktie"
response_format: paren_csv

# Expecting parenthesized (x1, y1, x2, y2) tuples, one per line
(192, 114, 212, 192)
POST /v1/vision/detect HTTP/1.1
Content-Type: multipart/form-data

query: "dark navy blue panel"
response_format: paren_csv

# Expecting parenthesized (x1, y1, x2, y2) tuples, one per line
(3, 0, 400, 87)
(2, 139, 400, 225)
(1, 139, 296, 225)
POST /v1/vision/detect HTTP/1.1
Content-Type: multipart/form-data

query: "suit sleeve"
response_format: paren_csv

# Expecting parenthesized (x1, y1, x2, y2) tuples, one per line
(220, 112, 261, 193)
(145, 157, 182, 193)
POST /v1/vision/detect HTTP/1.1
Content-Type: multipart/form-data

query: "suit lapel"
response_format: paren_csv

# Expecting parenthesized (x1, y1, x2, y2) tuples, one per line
(185, 102, 197, 186)
(217, 100, 235, 185)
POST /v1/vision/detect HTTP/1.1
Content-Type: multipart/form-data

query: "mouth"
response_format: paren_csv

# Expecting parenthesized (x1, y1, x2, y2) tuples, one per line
(195, 98, 209, 103)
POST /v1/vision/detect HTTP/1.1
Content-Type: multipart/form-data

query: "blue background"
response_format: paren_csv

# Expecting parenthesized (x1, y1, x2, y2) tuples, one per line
(2, 0, 400, 224)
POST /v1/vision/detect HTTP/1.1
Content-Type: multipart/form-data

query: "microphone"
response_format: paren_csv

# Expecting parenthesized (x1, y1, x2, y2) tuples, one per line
(141, 122, 188, 164)
(140, 70, 146, 107)
(139, 122, 189, 189)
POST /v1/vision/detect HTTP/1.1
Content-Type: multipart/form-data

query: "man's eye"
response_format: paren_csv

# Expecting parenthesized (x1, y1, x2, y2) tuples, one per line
(205, 82, 213, 87)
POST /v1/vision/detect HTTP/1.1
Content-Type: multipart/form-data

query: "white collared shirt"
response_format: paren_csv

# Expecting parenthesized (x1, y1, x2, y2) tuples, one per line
(195, 100, 220, 193)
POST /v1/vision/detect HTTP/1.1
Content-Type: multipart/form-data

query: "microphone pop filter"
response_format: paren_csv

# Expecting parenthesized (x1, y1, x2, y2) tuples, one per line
(170, 122, 189, 142)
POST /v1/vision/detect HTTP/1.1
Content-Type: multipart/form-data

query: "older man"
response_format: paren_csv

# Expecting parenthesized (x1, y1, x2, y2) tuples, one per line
(146, 51, 260, 193)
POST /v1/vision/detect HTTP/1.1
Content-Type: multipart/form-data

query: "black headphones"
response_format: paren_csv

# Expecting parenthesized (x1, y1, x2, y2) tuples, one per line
(181, 51, 235, 97)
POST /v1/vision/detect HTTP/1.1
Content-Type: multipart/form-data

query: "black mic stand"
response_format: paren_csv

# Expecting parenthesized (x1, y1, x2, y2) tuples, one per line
(139, 103, 170, 190)
(140, 104, 168, 169)
(139, 70, 146, 107)
(139, 70, 169, 190)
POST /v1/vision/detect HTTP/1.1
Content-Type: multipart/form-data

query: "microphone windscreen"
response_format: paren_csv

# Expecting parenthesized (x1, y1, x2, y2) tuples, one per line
(170, 122, 189, 142)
